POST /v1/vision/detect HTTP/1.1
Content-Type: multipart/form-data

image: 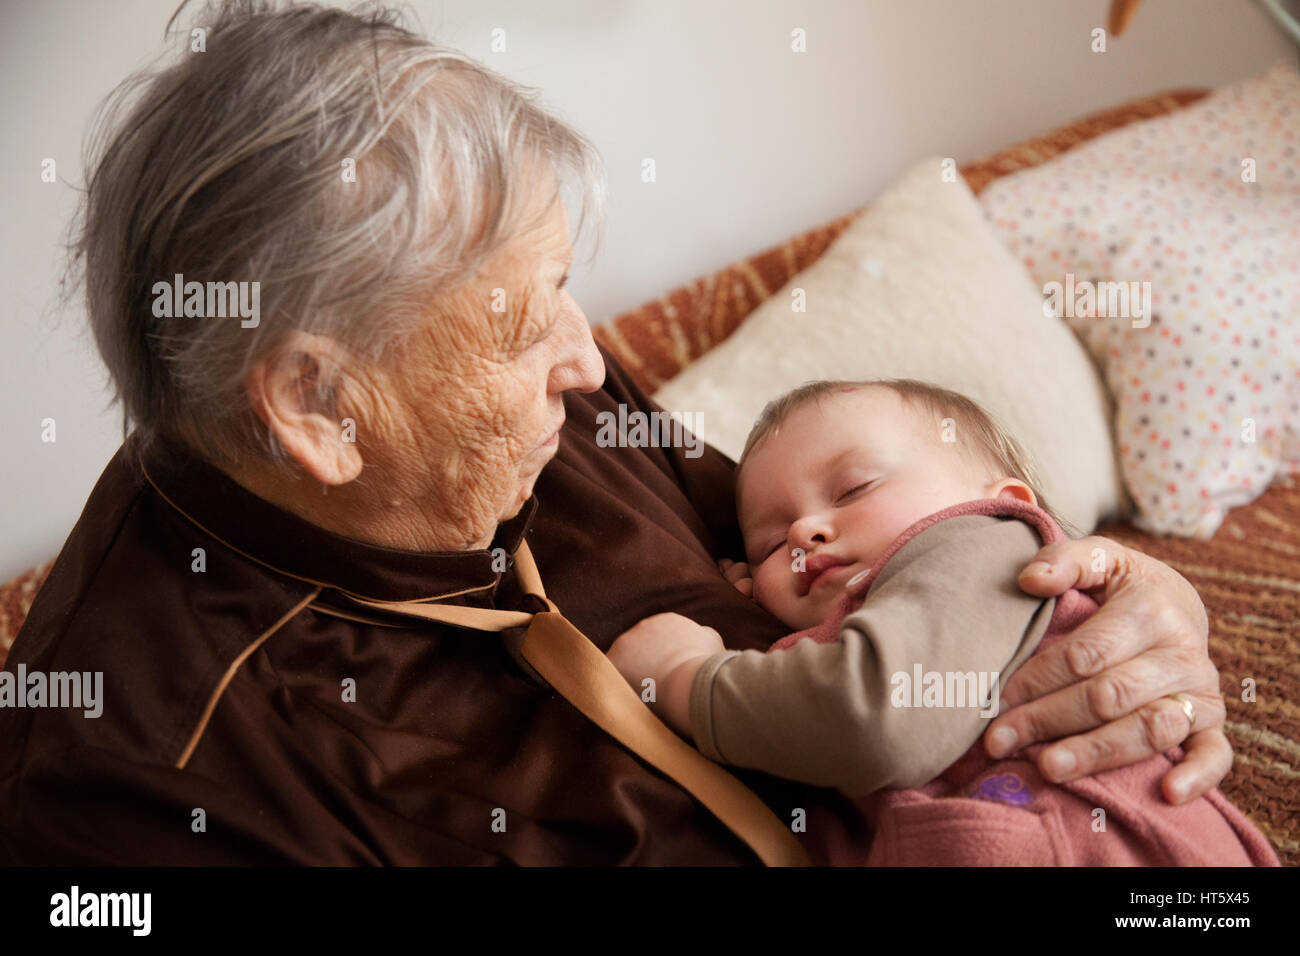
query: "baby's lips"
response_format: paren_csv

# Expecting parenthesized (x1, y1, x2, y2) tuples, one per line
(798, 552, 855, 596)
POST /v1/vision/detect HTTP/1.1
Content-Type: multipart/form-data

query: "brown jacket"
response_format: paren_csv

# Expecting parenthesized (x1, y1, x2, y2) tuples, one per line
(0, 345, 872, 865)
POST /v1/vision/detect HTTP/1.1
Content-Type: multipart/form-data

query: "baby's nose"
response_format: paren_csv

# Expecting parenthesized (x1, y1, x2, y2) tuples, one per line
(789, 518, 832, 551)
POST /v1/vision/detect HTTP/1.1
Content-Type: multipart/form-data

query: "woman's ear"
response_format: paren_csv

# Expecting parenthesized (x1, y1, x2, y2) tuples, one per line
(244, 331, 364, 486)
(984, 477, 1038, 506)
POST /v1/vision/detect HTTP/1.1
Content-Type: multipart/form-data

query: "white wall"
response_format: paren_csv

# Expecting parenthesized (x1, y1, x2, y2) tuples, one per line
(0, 0, 1292, 580)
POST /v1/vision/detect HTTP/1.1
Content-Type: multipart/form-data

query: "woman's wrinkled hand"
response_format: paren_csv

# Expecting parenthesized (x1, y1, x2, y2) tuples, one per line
(987, 534, 1231, 805)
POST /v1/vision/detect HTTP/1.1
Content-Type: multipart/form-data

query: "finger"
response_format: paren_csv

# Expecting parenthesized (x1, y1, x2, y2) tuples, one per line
(998, 634, 1096, 710)
(720, 561, 745, 585)
(999, 589, 1174, 709)
(1162, 728, 1235, 804)
(1017, 536, 1136, 599)
(719, 558, 735, 572)
(989, 650, 1220, 754)
(998, 692, 1226, 783)
(736, 578, 753, 598)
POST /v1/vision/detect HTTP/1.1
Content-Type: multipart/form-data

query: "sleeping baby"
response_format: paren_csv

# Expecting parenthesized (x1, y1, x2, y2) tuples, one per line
(606, 378, 1278, 865)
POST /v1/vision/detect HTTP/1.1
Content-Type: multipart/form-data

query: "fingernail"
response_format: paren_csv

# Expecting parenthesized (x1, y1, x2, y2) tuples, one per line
(1044, 748, 1077, 779)
(988, 727, 1017, 757)
(1023, 561, 1053, 577)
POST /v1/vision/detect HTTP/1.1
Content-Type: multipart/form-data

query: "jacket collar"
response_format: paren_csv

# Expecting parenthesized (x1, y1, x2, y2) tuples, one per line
(136, 435, 536, 603)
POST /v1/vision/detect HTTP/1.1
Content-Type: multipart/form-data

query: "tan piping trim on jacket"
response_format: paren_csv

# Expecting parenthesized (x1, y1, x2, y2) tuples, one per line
(139, 460, 496, 604)
(307, 602, 403, 629)
(174, 587, 322, 770)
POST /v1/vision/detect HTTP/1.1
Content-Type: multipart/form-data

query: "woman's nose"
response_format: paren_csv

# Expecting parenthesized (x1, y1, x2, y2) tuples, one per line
(549, 298, 605, 395)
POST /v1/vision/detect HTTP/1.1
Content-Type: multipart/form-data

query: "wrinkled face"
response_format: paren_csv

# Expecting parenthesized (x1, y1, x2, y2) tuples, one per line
(737, 387, 996, 630)
(364, 188, 605, 550)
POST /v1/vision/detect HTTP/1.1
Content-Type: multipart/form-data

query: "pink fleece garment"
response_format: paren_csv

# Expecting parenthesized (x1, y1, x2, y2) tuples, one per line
(774, 498, 1279, 867)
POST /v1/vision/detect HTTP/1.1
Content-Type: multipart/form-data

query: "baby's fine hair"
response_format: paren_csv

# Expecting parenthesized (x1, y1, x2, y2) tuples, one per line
(737, 378, 1077, 537)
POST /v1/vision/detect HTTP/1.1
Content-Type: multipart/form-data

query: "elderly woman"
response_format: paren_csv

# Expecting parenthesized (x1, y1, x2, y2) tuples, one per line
(0, 2, 1231, 866)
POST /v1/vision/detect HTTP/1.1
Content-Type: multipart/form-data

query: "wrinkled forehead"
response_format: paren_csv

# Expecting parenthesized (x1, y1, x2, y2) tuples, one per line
(429, 193, 573, 345)
(479, 186, 572, 284)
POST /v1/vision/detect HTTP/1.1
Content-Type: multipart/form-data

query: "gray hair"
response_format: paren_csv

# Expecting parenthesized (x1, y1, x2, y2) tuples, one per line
(64, 0, 607, 468)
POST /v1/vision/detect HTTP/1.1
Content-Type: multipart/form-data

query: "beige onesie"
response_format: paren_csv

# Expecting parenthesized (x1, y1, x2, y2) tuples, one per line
(688, 514, 1057, 796)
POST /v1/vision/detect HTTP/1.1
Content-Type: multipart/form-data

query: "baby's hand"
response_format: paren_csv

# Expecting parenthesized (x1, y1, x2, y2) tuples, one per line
(718, 558, 754, 597)
(607, 612, 725, 736)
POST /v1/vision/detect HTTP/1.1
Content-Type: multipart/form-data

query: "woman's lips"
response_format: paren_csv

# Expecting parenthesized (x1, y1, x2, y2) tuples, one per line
(539, 418, 565, 449)
(798, 554, 855, 596)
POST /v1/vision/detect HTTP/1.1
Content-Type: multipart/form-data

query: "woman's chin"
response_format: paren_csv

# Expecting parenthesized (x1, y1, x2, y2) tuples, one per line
(523, 438, 560, 477)
(500, 486, 532, 521)
(504, 462, 547, 517)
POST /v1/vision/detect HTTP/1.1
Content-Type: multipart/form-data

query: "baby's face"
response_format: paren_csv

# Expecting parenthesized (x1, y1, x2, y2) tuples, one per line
(737, 386, 1019, 630)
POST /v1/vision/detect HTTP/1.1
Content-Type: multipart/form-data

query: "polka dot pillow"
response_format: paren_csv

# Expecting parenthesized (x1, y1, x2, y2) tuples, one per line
(980, 62, 1300, 539)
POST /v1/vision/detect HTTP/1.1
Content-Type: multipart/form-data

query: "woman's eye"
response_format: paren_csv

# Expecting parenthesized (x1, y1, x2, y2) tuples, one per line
(518, 321, 556, 354)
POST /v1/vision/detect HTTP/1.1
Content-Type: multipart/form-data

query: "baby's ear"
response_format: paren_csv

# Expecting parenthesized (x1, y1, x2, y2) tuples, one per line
(986, 478, 1037, 506)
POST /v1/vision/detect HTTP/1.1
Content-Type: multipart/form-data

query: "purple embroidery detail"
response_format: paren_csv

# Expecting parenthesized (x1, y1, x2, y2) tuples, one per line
(971, 774, 1035, 807)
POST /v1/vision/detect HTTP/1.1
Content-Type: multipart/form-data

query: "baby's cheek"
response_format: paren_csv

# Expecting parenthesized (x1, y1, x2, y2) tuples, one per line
(752, 564, 781, 612)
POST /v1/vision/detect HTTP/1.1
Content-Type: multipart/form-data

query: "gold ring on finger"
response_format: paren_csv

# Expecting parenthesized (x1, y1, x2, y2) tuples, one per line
(1166, 692, 1196, 731)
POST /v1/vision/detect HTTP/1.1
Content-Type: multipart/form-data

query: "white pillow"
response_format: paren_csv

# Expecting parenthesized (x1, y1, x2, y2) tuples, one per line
(653, 158, 1128, 534)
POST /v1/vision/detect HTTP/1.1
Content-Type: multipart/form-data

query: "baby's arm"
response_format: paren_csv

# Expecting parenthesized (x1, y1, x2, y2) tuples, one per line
(692, 514, 1056, 796)
(605, 557, 757, 736)
(607, 612, 727, 737)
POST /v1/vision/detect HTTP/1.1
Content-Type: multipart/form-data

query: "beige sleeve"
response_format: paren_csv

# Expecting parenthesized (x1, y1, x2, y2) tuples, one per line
(688, 514, 1056, 797)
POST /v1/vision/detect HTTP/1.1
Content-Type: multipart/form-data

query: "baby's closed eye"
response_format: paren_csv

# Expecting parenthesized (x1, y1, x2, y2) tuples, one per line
(834, 478, 878, 504)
